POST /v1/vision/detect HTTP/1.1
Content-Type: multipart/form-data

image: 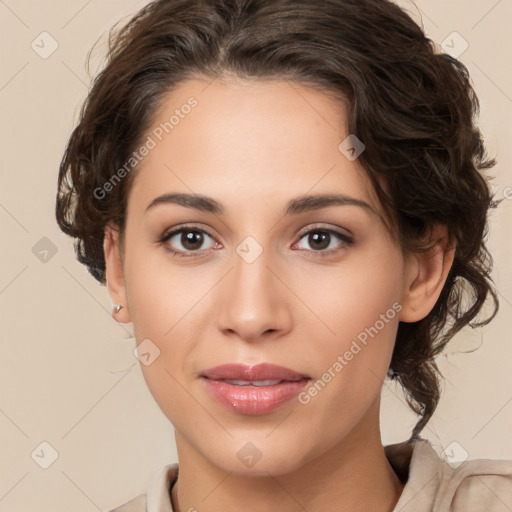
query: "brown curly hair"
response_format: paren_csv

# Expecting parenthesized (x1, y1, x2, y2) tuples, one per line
(55, 0, 500, 439)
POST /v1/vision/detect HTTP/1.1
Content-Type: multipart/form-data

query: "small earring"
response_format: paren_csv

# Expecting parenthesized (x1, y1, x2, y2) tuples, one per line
(114, 304, 124, 314)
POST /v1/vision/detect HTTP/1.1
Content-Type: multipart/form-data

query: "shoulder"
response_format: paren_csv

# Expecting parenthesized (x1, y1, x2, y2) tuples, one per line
(445, 456, 512, 511)
(107, 493, 146, 512)
(386, 439, 512, 512)
(107, 463, 179, 512)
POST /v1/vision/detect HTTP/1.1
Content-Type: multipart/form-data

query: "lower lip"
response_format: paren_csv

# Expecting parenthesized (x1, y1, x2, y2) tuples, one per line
(202, 378, 310, 415)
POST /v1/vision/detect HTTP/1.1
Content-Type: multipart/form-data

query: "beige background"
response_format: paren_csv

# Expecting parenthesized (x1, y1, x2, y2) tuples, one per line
(0, 0, 511, 510)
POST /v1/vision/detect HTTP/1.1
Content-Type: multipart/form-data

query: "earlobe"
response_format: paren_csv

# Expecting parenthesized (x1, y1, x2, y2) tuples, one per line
(103, 224, 131, 324)
(399, 226, 455, 323)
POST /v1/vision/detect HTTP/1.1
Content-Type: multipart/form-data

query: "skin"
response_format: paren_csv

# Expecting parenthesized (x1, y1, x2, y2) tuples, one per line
(104, 76, 455, 512)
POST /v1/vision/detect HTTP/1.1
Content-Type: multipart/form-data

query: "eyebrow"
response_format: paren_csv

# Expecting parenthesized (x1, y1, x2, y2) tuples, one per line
(144, 192, 375, 216)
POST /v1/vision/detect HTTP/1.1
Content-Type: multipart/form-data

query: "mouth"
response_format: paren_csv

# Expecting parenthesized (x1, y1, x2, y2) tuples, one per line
(200, 363, 311, 415)
(214, 378, 293, 386)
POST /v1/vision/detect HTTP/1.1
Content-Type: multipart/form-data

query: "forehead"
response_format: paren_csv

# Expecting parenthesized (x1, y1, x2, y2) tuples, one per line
(127, 77, 381, 217)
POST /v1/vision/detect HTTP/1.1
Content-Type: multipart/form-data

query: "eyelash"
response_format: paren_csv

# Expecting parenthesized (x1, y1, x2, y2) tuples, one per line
(157, 223, 354, 259)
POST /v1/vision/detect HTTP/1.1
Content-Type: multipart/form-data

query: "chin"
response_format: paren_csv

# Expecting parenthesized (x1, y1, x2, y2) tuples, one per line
(199, 434, 315, 477)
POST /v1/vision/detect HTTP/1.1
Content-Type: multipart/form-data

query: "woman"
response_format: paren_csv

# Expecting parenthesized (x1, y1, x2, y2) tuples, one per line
(55, 0, 512, 510)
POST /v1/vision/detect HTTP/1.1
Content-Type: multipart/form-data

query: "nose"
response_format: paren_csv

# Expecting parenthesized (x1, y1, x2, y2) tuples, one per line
(215, 247, 293, 343)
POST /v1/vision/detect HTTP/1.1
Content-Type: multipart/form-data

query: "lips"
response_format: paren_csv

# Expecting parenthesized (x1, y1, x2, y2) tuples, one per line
(201, 363, 309, 382)
(200, 363, 311, 415)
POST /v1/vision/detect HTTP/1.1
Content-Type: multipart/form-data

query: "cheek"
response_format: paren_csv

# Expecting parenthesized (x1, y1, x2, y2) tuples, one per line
(298, 246, 404, 340)
(296, 248, 403, 408)
(138, 358, 199, 434)
(339, 287, 402, 375)
(122, 244, 207, 408)
(296, 311, 399, 440)
(123, 241, 195, 336)
(315, 306, 399, 389)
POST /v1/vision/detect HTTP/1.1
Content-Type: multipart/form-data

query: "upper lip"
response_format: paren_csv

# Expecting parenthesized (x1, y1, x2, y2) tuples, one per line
(201, 363, 309, 381)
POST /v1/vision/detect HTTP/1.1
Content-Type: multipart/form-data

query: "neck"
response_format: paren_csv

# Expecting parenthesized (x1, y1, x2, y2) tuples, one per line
(171, 415, 404, 512)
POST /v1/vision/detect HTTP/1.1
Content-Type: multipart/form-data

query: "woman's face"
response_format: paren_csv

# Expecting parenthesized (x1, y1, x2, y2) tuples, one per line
(109, 77, 414, 475)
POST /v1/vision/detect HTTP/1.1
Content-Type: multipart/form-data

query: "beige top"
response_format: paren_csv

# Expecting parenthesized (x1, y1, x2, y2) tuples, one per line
(109, 439, 512, 511)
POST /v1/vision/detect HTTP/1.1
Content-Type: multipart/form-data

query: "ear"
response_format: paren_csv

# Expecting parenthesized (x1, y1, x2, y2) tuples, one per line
(104, 224, 131, 324)
(399, 225, 456, 323)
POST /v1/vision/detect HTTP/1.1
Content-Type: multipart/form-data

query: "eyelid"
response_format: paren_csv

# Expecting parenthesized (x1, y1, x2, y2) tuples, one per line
(293, 225, 354, 255)
(158, 222, 215, 242)
(295, 223, 353, 240)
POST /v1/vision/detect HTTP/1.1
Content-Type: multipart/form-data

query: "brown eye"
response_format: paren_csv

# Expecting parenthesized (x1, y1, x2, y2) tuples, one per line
(180, 230, 205, 251)
(159, 227, 217, 256)
(296, 228, 353, 254)
(307, 231, 331, 251)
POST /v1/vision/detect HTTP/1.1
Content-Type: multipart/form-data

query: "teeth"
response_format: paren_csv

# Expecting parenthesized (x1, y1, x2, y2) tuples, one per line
(252, 379, 282, 386)
(222, 379, 283, 386)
